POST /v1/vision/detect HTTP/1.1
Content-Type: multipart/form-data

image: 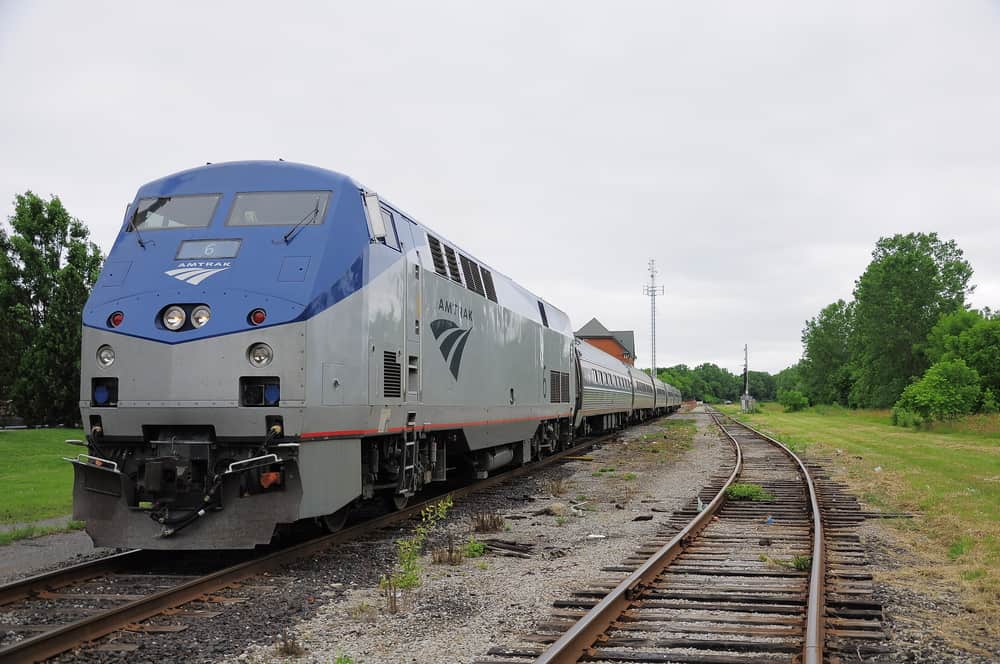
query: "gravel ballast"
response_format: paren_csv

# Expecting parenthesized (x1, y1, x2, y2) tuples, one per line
(230, 412, 726, 663)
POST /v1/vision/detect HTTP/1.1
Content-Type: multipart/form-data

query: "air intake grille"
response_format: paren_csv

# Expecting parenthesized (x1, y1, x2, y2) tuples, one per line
(550, 370, 570, 403)
(480, 267, 498, 302)
(383, 351, 402, 398)
(444, 246, 462, 283)
(427, 235, 447, 276)
(460, 255, 485, 296)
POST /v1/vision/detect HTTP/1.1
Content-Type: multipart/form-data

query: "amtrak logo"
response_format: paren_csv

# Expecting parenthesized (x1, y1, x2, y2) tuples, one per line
(431, 319, 472, 380)
(165, 262, 231, 285)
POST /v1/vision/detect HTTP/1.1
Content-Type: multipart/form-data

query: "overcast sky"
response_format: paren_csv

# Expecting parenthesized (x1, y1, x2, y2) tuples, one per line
(2, 1, 998, 374)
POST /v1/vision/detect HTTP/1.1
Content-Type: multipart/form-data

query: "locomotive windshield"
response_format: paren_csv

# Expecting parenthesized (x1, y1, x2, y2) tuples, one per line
(129, 194, 221, 231)
(226, 191, 330, 227)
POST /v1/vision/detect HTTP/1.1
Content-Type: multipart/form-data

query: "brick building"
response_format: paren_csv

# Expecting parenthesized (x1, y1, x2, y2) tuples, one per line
(575, 317, 636, 366)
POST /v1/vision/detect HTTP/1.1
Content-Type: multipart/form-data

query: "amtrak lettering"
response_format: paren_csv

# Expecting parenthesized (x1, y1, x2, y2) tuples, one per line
(437, 298, 473, 323)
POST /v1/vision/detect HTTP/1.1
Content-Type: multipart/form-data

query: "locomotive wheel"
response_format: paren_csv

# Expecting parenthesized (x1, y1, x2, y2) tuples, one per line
(384, 492, 410, 511)
(320, 506, 350, 532)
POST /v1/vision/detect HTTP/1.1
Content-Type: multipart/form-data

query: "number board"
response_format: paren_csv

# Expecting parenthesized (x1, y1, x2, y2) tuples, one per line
(176, 239, 242, 260)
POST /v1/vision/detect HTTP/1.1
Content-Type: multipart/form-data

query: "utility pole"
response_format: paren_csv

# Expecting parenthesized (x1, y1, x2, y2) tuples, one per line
(643, 259, 664, 375)
(741, 344, 755, 413)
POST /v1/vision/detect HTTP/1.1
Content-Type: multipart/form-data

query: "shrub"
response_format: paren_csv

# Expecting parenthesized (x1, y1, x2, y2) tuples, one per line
(777, 389, 809, 412)
(464, 536, 486, 558)
(894, 359, 981, 422)
(981, 388, 999, 414)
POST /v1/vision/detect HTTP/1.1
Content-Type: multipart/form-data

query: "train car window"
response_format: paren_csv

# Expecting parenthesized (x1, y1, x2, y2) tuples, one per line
(379, 209, 401, 251)
(537, 301, 549, 328)
(480, 267, 498, 303)
(443, 245, 463, 283)
(426, 235, 447, 276)
(226, 191, 330, 227)
(130, 194, 220, 231)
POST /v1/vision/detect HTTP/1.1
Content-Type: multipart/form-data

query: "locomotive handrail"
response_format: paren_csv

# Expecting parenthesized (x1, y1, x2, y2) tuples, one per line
(226, 453, 280, 474)
(63, 453, 119, 472)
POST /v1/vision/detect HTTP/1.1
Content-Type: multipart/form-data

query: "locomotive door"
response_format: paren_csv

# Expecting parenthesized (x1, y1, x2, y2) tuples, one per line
(396, 217, 422, 403)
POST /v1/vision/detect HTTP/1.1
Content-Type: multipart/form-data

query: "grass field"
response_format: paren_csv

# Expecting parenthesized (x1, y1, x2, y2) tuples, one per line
(0, 428, 81, 526)
(717, 403, 999, 639)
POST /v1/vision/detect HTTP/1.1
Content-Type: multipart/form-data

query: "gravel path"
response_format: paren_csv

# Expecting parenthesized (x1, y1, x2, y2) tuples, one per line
(0, 530, 112, 585)
(229, 411, 727, 664)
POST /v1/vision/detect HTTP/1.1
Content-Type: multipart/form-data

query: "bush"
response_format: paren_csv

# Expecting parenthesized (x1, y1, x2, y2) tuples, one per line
(894, 359, 981, 422)
(777, 389, 809, 412)
(981, 388, 999, 414)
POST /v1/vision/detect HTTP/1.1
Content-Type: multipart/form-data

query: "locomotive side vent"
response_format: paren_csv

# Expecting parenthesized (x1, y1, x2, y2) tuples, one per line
(481, 267, 498, 303)
(427, 234, 447, 276)
(383, 351, 402, 398)
(444, 245, 462, 283)
(549, 370, 571, 404)
(460, 254, 485, 297)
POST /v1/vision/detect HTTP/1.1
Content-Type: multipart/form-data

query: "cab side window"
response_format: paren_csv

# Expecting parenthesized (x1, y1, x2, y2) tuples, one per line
(380, 208, 401, 251)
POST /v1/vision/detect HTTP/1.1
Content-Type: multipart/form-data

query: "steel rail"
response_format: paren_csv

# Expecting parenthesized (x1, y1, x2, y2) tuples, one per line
(0, 549, 145, 608)
(714, 411, 826, 664)
(534, 412, 744, 664)
(0, 433, 611, 663)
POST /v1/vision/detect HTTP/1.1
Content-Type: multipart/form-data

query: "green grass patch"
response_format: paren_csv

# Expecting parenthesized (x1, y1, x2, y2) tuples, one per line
(725, 483, 775, 501)
(0, 519, 85, 546)
(0, 428, 81, 524)
(716, 402, 1000, 624)
(622, 472, 637, 481)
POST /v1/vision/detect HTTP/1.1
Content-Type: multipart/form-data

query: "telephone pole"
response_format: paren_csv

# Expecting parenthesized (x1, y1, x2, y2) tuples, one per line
(643, 259, 664, 375)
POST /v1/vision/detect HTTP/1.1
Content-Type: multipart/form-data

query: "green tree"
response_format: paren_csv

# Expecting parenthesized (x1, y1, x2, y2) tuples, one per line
(922, 308, 983, 365)
(800, 299, 853, 405)
(895, 359, 981, 422)
(775, 363, 805, 395)
(777, 389, 809, 412)
(747, 370, 776, 401)
(849, 233, 973, 408)
(954, 318, 1000, 398)
(1, 192, 102, 424)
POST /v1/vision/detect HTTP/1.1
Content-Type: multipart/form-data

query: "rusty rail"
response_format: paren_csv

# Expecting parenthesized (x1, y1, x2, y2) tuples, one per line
(0, 433, 611, 663)
(534, 412, 744, 664)
(532, 408, 825, 664)
(718, 412, 826, 664)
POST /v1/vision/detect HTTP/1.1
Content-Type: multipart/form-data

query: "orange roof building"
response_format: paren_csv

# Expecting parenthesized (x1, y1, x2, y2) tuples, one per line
(575, 317, 636, 367)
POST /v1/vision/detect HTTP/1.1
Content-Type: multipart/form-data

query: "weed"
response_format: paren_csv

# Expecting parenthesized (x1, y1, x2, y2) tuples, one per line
(759, 554, 811, 571)
(476, 560, 488, 570)
(555, 516, 567, 526)
(725, 483, 775, 501)
(622, 472, 637, 481)
(379, 495, 453, 613)
(961, 568, 986, 581)
(464, 535, 486, 558)
(598, 466, 616, 473)
(472, 512, 506, 533)
(276, 632, 305, 656)
(431, 535, 464, 565)
(334, 655, 354, 664)
(545, 477, 569, 496)
(348, 601, 377, 623)
(948, 536, 974, 560)
(575, 494, 589, 502)
(792, 555, 812, 571)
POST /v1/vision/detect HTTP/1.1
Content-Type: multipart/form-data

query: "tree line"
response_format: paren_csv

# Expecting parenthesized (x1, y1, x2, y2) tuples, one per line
(655, 363, 779, 403)
(1, 192, 102, 425)
(782, 232, 997, 423)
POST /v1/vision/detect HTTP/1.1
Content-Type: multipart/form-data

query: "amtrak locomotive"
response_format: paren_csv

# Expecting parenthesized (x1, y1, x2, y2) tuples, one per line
(71, 161, 681, 549)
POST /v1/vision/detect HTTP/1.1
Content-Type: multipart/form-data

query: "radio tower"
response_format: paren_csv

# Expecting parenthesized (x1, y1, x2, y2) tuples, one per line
(643, 259, 664, 375)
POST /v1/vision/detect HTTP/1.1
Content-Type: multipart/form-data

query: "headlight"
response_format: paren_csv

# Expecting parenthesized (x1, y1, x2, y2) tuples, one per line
(96, 345, 115, 367)
(163, 306, 186, 330)
(248, 343, 273, 368)
(191, 305, 211, 328)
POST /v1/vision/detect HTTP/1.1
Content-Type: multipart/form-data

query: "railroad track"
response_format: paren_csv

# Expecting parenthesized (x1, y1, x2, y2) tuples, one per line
(0, 432, 614, 663)
(481, 408, 831, 664)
